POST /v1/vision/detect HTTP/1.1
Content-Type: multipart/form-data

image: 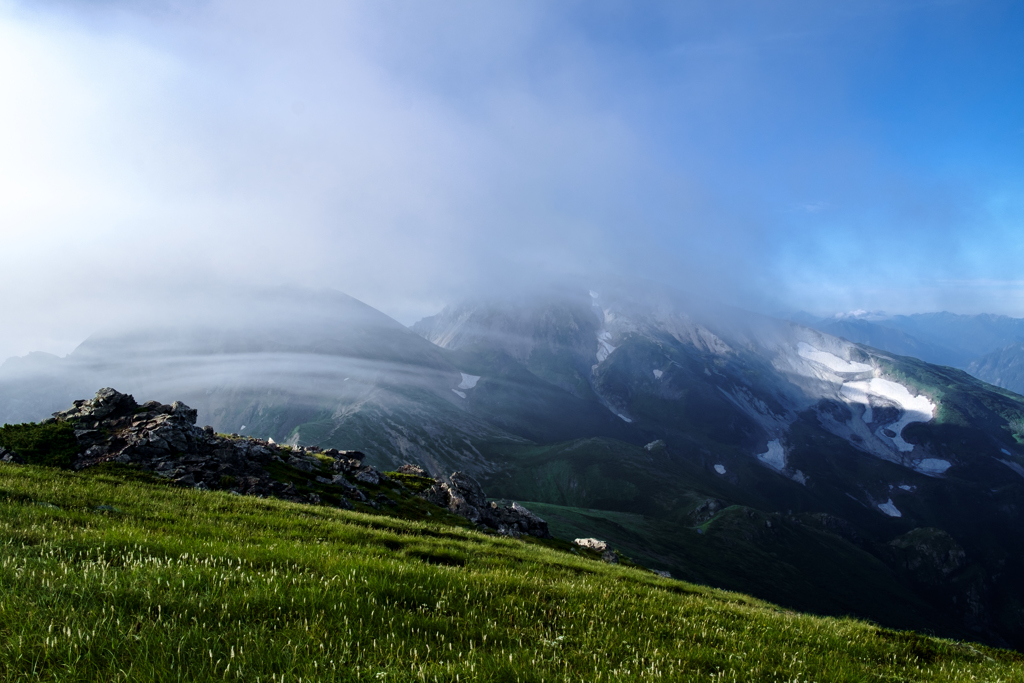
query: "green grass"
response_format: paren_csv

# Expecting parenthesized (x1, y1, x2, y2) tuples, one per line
(0, 464, 1022, 682)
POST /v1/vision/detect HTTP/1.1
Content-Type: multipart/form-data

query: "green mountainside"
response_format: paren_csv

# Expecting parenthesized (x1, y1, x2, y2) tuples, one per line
(7, 285, 1024, 648)
(1, 461, 1022, 682)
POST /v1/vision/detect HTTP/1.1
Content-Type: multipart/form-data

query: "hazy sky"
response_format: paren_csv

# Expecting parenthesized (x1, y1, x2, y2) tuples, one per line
(1, 0, 1022, 359)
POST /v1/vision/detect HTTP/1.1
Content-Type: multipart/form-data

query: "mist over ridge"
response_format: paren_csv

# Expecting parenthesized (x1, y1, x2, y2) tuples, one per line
(2, 0, 1024, 363)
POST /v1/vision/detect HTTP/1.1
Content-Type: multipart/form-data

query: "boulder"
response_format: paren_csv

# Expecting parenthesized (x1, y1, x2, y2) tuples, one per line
(354, 467, 382, 485)
(574, 538, 618, 563)
(574, 538, 609, 552)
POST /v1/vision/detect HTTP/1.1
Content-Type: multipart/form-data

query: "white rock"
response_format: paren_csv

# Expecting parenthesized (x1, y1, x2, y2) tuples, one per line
(574, 538, 609, 552)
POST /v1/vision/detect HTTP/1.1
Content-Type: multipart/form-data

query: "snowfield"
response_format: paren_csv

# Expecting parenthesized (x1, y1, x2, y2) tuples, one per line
(797, 342, 872, 373)
(457, 373, 480, 390)
(841, 378, 935, 452)
(757, 440, 786, 470)
(915, 458, 951, 474)
(878, 499, 902, 517)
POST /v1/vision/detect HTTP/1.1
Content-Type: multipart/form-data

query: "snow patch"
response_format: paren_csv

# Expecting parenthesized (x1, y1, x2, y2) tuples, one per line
(898, 484, 915, 492)
(714, 464, 726, 475)
(596, 331, 617, 362)
(915, 458, 951, 474)
(792, 470, 807, 486)
(878, 499, 902, 517)
(841, 378, 935, 452)
(451, 389, 466, 399)
(1002, 448, 1012, 456)
(757, 439, 786, 470)
(653, 369, 663, 379)
(797, 342, 872, 373)
(457, 373, 480, 390)
(616, 413, 632, 423)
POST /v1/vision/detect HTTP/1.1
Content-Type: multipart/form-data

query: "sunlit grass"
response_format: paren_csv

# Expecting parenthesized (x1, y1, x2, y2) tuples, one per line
(0, 464, 1021, 682)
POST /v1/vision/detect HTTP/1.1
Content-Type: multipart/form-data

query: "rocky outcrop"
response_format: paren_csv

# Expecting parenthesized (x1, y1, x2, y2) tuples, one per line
(421, 470, 551, 538)
(41, 388, 381, 507)
(20, 389, 551, 540)
(689, 498, 726, 524)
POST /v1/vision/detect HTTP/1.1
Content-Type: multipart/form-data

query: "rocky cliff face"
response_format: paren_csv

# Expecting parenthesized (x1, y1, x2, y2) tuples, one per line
(16, 388, 549, 539)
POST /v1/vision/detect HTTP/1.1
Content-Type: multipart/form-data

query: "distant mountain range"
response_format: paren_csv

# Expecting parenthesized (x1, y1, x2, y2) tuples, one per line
(785, 310, 1024, 395)
(6, 283, 1024, 647)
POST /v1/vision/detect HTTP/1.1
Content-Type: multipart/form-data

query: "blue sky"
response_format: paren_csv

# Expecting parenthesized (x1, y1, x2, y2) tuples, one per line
(0, 0, 1022, 358)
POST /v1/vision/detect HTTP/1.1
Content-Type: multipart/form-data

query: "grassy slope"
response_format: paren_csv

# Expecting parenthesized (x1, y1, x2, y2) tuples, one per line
(1, 465, 1022, 682)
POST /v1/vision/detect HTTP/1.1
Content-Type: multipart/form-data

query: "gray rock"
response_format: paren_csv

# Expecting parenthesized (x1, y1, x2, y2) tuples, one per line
(288, 454, 321, 473)
(173, 473, 196, 486)
(0, 447, 23, 464)
(354, 468, 381, 485)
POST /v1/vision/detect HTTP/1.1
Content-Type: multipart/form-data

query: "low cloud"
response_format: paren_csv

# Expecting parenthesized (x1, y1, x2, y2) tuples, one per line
(1, 0, 1020, 361)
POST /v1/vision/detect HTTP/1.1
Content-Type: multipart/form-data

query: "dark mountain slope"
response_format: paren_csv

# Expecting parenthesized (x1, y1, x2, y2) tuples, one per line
(969, 342, 1024, 397)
